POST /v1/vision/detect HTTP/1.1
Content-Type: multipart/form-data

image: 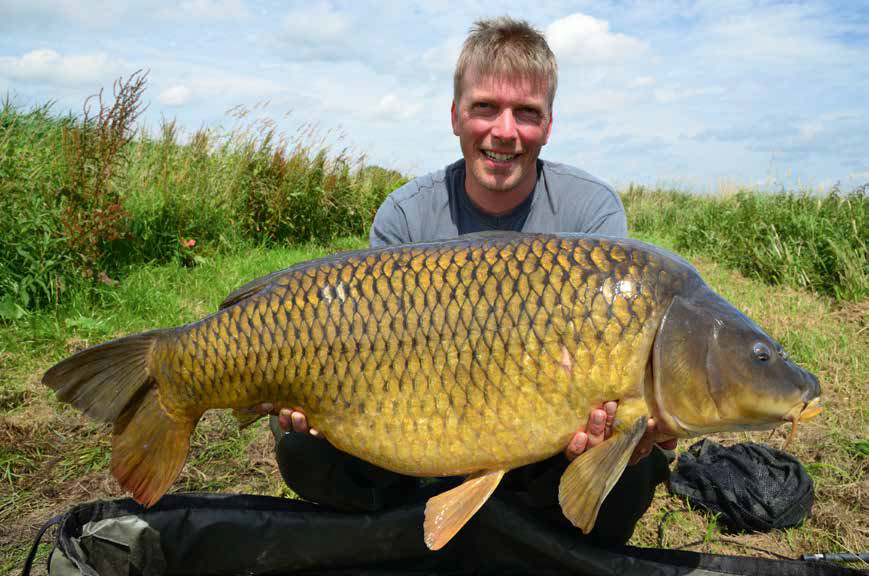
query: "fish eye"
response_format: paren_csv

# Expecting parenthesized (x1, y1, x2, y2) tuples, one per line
(752, 343, 771, 362)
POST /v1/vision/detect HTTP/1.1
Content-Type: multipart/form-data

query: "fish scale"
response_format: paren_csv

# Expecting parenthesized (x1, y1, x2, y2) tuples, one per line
(44, 232, 821, 549)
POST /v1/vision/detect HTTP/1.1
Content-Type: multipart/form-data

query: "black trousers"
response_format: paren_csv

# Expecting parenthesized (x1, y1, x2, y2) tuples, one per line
(272, 422, 670, 546)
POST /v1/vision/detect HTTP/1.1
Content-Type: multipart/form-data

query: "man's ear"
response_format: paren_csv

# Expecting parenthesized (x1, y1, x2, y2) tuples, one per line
(451, 100, 460, 136)
(543, 108, 554, 145)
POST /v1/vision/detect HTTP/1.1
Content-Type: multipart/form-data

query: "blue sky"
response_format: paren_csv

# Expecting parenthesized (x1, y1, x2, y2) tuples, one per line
(1, 0, 867, 192)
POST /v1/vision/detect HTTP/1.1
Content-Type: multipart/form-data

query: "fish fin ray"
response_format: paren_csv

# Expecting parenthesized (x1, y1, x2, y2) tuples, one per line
(423, 469, 505, 550)
(232, 408, 265, 429)
(558, 416, 647, 533)
(219, 271, 286, 309)
(459, 231, 528, 240)
(112, 388, 199, 507)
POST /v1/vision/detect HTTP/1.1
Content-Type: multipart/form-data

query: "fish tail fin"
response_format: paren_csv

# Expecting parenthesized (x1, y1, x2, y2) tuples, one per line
(42, 329, 198, 506)
(43, 329, 164, 422)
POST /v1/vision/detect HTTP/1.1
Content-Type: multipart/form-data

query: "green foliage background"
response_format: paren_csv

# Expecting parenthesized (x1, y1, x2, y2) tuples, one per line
(0, 77, 866, 318)
(0, 79, 407, 316)
(622, 185, 867, 301)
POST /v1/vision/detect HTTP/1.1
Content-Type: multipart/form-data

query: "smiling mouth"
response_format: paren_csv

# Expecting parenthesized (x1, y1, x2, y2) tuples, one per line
(482, 150, 519, 162)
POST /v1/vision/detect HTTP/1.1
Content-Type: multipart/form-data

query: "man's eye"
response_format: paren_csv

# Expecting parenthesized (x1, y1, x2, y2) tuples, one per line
(517, 108, 541, 121)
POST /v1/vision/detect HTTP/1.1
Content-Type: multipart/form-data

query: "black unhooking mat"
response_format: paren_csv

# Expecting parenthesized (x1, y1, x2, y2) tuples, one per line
(25, 492, 864, 576)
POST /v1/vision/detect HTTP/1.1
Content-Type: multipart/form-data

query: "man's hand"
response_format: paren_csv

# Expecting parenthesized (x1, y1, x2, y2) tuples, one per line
(564, 401, 677, 465)
(255, 403, 321, 437)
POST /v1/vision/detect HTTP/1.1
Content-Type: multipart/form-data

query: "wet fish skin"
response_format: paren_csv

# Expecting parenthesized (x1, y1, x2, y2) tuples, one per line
(152, 233, 682, 474)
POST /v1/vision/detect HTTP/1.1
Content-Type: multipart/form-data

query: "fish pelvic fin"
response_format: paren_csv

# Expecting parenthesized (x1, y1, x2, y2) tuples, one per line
(558, 415, 648, 534)
(423, 469, 506, 551)
(112, 388, 198, 507)
(232, 408, 265, 429)
(42, 329, 197, 507)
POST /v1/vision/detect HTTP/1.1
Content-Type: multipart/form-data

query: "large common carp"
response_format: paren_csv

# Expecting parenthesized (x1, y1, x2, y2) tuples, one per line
(43, 233, 821, 549)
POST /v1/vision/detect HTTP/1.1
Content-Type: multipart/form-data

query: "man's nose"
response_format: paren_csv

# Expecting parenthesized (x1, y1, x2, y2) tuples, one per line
(491, 109, 518, 140)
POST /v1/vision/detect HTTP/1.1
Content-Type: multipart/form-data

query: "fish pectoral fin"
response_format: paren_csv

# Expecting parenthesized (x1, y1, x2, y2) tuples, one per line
(423, 469, 506, 551)
(231, 408, 265, 429)
(558, 415, 647, 534)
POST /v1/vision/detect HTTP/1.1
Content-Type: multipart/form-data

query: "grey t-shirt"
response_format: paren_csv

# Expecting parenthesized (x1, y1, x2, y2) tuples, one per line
(369, 158, 626, 247)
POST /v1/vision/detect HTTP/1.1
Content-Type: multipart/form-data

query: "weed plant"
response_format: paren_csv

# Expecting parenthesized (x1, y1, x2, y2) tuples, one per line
(622, 185, 867, 301)
(0, 75, 407, 316)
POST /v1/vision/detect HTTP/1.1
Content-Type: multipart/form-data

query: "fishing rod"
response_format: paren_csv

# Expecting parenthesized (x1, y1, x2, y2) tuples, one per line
(802, 553, 869, 563)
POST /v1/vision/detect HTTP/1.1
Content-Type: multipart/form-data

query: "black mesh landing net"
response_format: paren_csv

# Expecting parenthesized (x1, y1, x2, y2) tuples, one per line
(669, 439, 815, 532)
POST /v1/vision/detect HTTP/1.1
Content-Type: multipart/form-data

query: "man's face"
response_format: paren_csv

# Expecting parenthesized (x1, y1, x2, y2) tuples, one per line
(451, 70, 553, 201)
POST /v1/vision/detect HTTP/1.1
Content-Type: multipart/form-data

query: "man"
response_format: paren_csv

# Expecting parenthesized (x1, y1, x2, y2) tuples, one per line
(259, 16, 675, 545)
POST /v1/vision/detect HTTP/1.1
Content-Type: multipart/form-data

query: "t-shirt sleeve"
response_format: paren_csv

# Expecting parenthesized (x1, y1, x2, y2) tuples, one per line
(587, 199, 627, 237)
(576, 184, 628, 238)
(369, 195, 412, 248)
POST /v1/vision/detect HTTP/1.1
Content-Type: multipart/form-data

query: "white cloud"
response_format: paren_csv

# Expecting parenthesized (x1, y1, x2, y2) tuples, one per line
(653, 86, 725, 104)
(629, 76, 655, 88)
(159, 0, 252, 22)
(797, 111, 861, 141)
(281, 2, 351, 44)
(373, 93, 421, 121)
(0, 49, 122, 86)
(271, 3, 359, 62)
(421, 35, 463, 73)
(186, 69, 282, 97)
(0, 0, 125, 28)
(546, 12, 646, 63)
(692, 2, 857, 76)
(159, 84, 193, 107)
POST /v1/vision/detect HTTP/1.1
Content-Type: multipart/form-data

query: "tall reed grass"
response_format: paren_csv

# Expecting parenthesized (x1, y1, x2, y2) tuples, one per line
(0, 74, 407, 315)
(2, 73, 863, 317)
(622, 185, 867, 301)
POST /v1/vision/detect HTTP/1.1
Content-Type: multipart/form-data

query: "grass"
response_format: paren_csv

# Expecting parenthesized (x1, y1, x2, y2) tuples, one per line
(622, 185, 867, 301)
(1, 235, 866, 574)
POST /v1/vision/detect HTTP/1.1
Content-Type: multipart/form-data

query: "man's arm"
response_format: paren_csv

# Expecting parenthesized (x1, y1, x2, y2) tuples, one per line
(369, 195, 412, 247)
(577, 182, 628, 238)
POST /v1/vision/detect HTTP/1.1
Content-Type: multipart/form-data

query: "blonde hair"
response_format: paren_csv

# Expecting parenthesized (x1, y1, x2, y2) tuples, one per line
(453, 16, 558, 112)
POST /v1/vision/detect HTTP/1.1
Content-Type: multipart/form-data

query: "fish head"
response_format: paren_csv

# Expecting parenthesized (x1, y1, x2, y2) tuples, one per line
(651, 287, 821, 438)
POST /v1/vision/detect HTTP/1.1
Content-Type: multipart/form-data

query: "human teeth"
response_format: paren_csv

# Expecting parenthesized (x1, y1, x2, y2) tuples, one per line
(483, 151, 517, 161)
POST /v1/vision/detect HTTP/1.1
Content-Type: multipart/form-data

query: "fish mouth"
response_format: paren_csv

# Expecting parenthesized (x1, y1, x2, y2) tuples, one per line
(781, 397, 823, 451)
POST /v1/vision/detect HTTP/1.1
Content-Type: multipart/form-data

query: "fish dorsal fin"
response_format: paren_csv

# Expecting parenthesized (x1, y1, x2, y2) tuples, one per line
(423, 469, 506, 550)
(460, 231, 528, 240)
(220, 269, 288, 309)
(558, 415, 647, 533)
